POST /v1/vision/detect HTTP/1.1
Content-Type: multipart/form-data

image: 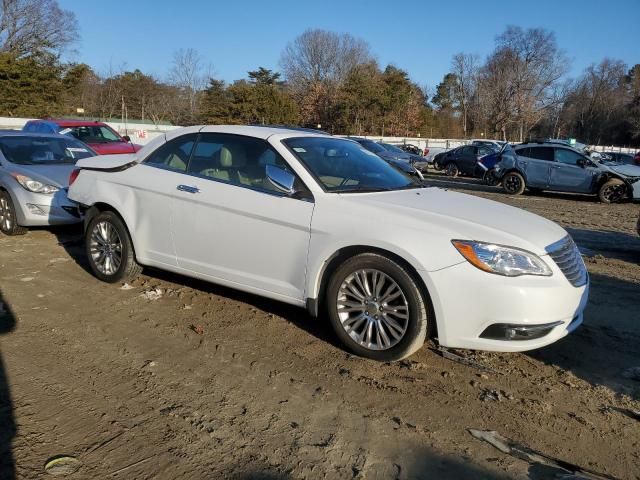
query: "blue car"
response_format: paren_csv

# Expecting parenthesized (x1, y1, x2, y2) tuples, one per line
(495, 141, 640, 203)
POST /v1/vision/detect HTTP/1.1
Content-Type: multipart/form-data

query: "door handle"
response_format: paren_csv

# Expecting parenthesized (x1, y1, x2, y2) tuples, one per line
(177, 184, 200, 194)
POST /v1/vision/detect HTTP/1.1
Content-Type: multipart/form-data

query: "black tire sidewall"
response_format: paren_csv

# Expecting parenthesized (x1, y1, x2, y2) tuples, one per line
(598, 179, 625, 204)
(85, 211, 136, 283)
(445, 163, 458, 177)
(326, 254, 428, 362)
(503, 172, 525, 195)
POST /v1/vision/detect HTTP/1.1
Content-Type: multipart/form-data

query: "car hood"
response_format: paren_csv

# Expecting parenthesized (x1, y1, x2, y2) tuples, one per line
(600, 162, 640, 177)
(8, 163, 76, 188)
(87, 142, 138, 155)
(343, 187, 568, 257)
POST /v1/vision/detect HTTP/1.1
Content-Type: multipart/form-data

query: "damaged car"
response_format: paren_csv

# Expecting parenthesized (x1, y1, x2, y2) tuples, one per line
(496, 141, 640, 203)
(68, 126, 589, 362)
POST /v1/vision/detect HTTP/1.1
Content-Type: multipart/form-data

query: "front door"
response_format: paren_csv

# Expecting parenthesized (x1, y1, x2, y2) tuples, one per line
(171, 133, 315, 302)
(549, 148, 597, 192)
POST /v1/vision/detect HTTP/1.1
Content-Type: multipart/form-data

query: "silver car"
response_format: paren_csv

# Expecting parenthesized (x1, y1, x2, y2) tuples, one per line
(0, 131, 96, 235)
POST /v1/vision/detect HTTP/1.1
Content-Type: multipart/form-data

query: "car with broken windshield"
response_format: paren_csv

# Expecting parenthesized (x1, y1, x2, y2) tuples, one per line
(67, 126, 589, 361)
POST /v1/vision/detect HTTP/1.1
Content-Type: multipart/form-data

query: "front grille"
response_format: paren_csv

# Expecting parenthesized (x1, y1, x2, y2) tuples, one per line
(546, 236, 588, 287)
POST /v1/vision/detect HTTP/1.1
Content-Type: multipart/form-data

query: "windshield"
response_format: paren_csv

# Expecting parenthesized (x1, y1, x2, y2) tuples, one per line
(284, 137, 418, 192)
(357, 140, 386, 154)
(65, 125, 123, 144)
(0, 136, 95, 165)
(381, 143, 405, 154)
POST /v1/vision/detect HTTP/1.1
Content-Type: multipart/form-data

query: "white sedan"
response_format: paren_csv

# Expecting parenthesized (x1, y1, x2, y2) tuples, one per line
(68, 126, 589, 361)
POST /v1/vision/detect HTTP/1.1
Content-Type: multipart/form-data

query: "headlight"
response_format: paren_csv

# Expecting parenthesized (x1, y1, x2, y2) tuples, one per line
(452, 240, 552, 277)
(13, 174, 59, 194)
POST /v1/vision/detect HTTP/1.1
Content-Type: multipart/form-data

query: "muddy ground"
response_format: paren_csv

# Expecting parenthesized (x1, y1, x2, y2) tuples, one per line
(0, 172, 639, 479)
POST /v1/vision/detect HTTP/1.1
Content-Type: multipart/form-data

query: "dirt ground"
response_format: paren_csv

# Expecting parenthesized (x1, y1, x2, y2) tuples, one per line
(0, 172, 639, 480)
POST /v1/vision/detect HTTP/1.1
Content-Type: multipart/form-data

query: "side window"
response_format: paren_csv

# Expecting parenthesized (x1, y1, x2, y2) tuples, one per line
(522, 147, 553, 161)
(144, 134, 197, 172)
(460, 146, 474, 156)
(477, 146, 492, 156)
(555, 148, 584, 166)
(187, 133, 293, 194)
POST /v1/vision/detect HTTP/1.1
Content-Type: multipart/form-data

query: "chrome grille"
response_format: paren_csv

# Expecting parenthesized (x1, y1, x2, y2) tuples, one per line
(546, 236, 588, 287)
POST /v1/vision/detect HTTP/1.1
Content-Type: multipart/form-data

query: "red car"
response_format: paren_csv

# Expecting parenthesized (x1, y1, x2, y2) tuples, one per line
(635, 151, 640, 166)
(22, 119, 142, 155)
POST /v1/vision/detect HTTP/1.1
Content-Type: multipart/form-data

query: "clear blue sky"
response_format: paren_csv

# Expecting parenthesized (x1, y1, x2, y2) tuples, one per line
(59, 0, 639, 88)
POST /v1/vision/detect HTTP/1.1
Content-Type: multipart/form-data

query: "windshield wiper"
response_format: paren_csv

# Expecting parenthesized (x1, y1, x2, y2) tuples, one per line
(332, 185, 393, 193)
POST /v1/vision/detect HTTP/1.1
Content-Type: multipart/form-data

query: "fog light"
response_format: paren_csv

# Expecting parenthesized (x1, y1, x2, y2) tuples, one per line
(27, 204, 47, 216)
(480, 321, 564, 341)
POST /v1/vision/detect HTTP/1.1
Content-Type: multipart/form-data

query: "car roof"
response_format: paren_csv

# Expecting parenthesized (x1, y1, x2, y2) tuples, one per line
(196, 125, 332, 140)
(0, 130, 73, 140)
(29, 119, 110, 127)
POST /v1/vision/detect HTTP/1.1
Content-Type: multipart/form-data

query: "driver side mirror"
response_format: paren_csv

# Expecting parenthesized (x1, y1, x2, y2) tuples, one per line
(122, 135, 131, 142)
(577, 158, 587, 168)
(266, 164, 296, 194)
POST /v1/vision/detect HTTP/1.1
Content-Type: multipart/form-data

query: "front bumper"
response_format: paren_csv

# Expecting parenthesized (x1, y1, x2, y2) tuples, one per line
(9, 187, 81, 227)
(420, 259, 589, 352)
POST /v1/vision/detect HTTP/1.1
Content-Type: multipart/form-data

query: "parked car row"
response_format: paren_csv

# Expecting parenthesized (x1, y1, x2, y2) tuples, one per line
(23, 119, 141, 155)
(1, 125, 596, 363)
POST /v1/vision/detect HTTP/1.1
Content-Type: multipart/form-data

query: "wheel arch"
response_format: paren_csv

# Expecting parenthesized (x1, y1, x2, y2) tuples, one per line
(306, 245, 438, 339)
(83, 202, 140, 260)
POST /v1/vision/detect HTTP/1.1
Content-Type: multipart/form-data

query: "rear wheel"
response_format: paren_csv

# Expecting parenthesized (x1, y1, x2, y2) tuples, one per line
(483, 170, 501, 187)
(598, 178, 627, 203)
(445, 163, 459, 177)
(85, 210, 142, 283)
(326, 253, 429, 361)
(0, 191, 27, 236)
(502, 172, 526, 195)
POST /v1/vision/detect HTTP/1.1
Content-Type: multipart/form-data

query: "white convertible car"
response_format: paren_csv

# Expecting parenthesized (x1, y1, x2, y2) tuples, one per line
(68, 126, 589, 361)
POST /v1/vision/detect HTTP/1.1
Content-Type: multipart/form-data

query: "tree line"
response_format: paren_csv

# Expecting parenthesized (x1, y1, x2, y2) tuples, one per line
(1, 0, 638, 146)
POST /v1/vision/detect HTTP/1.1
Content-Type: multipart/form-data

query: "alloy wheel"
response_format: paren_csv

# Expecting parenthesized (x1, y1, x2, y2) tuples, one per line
(504, 174, 522, 193)
(0, 197, 12, 231)
(601, 184, 625, 203)
(336, 269, 409, 351)
(89, 221, 123, 275)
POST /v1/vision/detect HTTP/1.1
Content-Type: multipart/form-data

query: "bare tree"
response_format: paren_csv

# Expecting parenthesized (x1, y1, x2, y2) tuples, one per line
(0, 0, 78, 57)
(451, 53, 478, 138)
(168, 48, 208, 123)
(497, 26, 568, 141)
(280, 29, 371, 126)
(280, 29, 371, 89)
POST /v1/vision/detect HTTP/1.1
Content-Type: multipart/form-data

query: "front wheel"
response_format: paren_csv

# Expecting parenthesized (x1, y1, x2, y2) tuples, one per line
(85, 210, 142, 283)
(326, 253, 429, 361)
(598, 178, 627, 203)
(0, 191, 27, 236)
(445, 163, 459, 177)
(502, 172, 526, 195)
(483, 170, 501, 187)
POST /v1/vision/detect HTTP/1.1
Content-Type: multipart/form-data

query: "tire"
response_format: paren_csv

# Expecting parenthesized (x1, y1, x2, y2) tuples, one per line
(598, 178, 627, 204)
(483, 170, 501, 187)
(433, 157, 444, 171)
(0, 190, 27, 236)
(502, 171, 526, 195)
(326, 253, 429, 362)
(445, 163, 459, 177)
(85, 210, 142, 283)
